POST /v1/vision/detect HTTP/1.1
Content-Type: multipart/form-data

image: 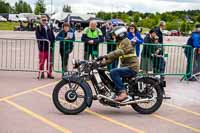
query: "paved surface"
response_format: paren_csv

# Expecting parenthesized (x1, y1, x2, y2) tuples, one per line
(1, 31, 200, 133)
(0, 71, 200, 133)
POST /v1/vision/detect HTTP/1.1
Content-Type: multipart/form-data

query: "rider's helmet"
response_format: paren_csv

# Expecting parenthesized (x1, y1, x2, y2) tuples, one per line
(110, 26, 127, 42)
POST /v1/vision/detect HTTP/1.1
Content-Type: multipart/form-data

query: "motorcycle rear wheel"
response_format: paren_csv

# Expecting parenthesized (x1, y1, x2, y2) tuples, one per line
(131, 78, 163, 114)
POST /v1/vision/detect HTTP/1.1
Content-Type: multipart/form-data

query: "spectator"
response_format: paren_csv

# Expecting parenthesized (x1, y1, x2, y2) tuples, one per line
(140, 29, 158, 73)
(35, 15, 55, 79)
(152, 38, 166, 79)
(154, 21, 166, 44)
(185, 24, 200, 81)
(100, 23, 107, 40)
(127, 24, 144, 57)
(56, 22, 75, 75)
(81, 20, 104, 60)
(106, 22, 118, 71)
(19, 21, 24, 31)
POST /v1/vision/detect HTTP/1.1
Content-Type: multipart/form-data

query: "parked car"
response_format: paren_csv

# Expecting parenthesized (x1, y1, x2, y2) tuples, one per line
(18, 17, 28, 22)
(163, 30, 171, 36)
(170, 30, 181, 36)
(8, 14, 28, 22)
(0, 16, 7, 22)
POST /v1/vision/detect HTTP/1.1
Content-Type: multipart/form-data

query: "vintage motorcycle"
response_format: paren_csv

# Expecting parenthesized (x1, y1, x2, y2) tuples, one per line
(52, 58, 167, 115)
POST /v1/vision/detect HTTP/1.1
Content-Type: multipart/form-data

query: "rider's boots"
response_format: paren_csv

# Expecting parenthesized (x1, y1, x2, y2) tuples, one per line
(114, 90, 128, 102)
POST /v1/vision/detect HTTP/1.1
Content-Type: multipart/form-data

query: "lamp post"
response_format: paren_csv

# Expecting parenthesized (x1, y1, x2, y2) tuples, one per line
(51, 0, 52, 15)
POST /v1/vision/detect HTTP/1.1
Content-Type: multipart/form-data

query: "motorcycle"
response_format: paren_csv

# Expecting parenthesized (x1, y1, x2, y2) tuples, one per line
(52, 58, 167, 115)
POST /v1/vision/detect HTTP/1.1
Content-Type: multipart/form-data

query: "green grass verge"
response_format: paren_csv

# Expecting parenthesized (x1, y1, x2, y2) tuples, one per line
(0, 22, 21, 30)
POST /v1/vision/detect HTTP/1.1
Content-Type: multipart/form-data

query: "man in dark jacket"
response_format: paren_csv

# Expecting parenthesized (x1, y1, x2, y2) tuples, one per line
(154, 21, 166, 44)
(35, 15, 55, 79)
(106, 22, 118, 71)
(56, 22, 75, 74)
(81, 20, 104, 60)
(141, 29, 158, 73)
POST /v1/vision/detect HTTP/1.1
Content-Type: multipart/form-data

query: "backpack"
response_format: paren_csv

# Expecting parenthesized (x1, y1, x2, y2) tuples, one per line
(184, 36, 193, 58)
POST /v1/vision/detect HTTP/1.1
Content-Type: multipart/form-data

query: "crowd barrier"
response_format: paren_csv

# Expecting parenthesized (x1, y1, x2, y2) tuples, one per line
(52, 40, 194, 79)
(0, 38, 51, 74)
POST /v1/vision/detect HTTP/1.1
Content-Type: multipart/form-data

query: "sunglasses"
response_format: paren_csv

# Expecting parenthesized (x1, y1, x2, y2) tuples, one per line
(130, 27, 135, 29)
(42, 19, 47, 22)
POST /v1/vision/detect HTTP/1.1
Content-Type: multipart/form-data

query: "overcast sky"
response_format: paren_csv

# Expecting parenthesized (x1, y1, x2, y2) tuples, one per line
(6, 0, 200, 14)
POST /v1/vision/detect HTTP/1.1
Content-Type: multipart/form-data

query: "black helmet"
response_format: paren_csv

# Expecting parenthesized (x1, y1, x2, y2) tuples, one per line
(110, 26, 127, 41)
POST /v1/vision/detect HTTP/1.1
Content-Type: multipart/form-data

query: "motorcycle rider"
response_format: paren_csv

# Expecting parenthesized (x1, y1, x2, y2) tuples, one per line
(99, 26, 139, 102)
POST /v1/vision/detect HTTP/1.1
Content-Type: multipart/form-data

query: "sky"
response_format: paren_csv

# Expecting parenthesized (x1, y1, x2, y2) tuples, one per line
(6, 0, 200, 14)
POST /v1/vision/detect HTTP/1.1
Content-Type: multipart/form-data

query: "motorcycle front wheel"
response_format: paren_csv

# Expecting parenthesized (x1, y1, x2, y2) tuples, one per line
(52, 79, 88, 115)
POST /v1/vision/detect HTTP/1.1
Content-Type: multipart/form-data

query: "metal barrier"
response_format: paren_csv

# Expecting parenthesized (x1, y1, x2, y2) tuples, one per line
(0, 38, 51, 73)
(52, 40, 110, 73)
(139, 43, 193, 79)
(163, 36, 189, 45)
(52, 40, 193, 79)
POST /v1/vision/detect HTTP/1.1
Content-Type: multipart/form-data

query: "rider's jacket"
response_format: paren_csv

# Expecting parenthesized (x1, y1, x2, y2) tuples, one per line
(102, 38, 139, 72)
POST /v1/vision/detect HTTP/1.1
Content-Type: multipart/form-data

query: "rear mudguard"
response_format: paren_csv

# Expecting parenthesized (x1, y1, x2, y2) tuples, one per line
(138, 77, 166, 95)
(62, 75, 93, 108)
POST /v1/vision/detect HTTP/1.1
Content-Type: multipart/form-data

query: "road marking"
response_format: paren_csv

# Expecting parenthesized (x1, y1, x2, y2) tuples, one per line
(35, 90, 145, 133)
(1, 80, 200, 132)
(164, 103, 200, 117)
(4, 99, 71, 133)
(153, 114, 200, 133)
(0, 81, 59, 102)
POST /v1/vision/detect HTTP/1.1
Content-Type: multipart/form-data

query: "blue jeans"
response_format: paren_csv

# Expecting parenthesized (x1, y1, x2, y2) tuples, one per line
(108, 60, 119, 71)
(110, 67, 137, 92)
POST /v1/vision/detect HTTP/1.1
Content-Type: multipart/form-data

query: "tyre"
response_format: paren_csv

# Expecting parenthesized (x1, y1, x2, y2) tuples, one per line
(131, 78, 163, 114)
(52, 79, 89, 115)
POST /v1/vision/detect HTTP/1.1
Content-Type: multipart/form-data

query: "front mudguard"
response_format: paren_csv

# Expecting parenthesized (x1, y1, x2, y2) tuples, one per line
(62, 75, 93, 108)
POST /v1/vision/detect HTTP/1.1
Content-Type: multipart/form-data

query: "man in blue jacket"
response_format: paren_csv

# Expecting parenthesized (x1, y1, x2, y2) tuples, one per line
(187, 24, 200, 81)
(192, 24, 200, 48)
(55, 22, 75, 74)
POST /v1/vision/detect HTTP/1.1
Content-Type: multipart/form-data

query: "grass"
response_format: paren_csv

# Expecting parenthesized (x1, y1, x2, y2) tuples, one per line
(141, 27, 150, 34)
(0, 22, 22, 30)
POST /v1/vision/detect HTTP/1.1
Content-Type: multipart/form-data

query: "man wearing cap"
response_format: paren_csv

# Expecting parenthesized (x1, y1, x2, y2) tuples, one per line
(81, 20, 104, 60)
(105, 21, 119, 71)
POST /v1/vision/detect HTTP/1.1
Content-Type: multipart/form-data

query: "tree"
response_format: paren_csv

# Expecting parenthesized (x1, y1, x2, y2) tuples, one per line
(0, 0, 12, 13)
(197, 15, 200, 23)
(34, 0, 46, 15)
(133, 14, 139, 24)
(14, 0, 32, 13)
(63, 4, 72, 13)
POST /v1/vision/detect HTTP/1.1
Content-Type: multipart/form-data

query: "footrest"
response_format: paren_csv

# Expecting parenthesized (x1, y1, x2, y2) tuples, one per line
(163, 96, 171, 100)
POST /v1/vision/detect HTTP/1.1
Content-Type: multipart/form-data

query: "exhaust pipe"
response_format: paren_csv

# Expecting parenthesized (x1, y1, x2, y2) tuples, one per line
(97, 94, 154, 105)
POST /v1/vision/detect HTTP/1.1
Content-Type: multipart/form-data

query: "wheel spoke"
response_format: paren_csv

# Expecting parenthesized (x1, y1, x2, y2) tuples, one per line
(57, 82, 86, 111)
